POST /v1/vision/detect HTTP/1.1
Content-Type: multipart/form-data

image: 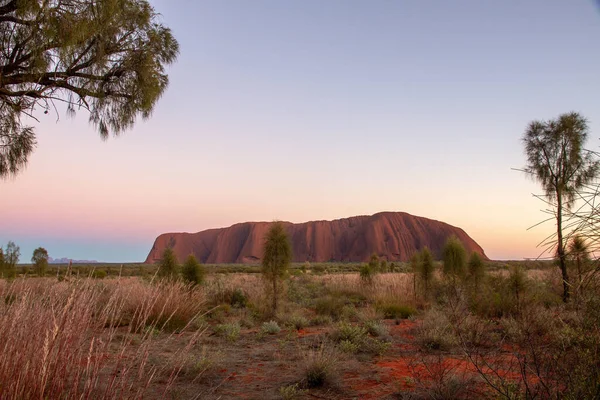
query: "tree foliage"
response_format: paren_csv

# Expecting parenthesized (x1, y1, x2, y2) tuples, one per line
(467, 251, 485, 288)
(368, 253, 380, 272)
(0, 0, 179, 178)
(182, 254, 205, 286)
(417, 247, 435, 295)
(2, 241, 19, 278)
(568, 235, 590, 296)
(261, 221, 292, 314)
(442, 236, 466, 280)
(31, 246, 48, 276)
(522, 112, 600, 302)
(158, 247, 178, 280)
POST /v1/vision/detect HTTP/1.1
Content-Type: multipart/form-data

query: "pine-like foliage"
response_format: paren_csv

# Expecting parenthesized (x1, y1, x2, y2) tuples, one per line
(262, 221, 292, 314)
(442, 236, 466, 280)
(182, 254, 205, 286)
(158, 247, 178, 281)
(467, 251, 485, 287)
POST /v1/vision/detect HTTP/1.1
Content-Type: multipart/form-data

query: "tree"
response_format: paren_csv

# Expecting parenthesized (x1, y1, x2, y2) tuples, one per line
(467, 251, 485, 288)
(442, 236, 467, 281)
(0, 0, 179, 178)
(261, 221, 292, 314)
(158, 247, 178, 280)
(31, 246, 48, 276)
(182, 254, 205, 286)
(409, 251, 420, 299)
(3, 241, 19, 278)
(380, 259, 388, 273)
(567, 235, 590, 296)
(417, 247, 435, 295)
(368, 253, 380, 272)
(522, 112, 600, 302)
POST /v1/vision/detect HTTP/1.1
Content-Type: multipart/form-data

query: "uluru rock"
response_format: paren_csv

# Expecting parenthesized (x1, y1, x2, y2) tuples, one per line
(145, 212, 487, 264)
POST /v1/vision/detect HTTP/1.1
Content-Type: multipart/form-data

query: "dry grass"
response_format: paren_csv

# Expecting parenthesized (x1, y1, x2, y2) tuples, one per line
(318, 273, 415, 305)
(0, 277, 205, 399)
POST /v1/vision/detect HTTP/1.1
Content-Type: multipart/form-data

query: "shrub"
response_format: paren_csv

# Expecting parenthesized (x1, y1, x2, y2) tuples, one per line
(339, 339, 360, 354)
(285, 314, 309, 330)
(213, 323, 241, 342)
(331, 322, 367, 344)
(230, 288, 248, 308)
(377, 303, 416, 320)
(359, 264, 376, 285)
(369, 253, 380, 271)
(279, 383, 307, 400)
(314, 296, 346, 320)
(509, 266, 528, 310)
(302, 344, 338, 388)
(158, 247, 179, 280)
(310, 315, 333, 326)
(417, 247, 436, 296)
(442, 236, 467, 280)
(262, 222, 292, 314)
(467, 251, 485, 287)
(261, 320, 281, 335)
(363, 320, 388, 337)
(92, 269, 107, 279)
(182, 254, 206, 285)
(416, 309, 457, 351)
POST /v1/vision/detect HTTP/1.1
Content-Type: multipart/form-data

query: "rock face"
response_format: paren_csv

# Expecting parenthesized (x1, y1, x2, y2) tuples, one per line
(145, 212, 487, 264)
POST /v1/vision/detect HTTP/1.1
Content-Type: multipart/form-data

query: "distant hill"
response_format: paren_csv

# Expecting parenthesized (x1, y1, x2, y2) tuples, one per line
(145, 211, 487, 264)
(48, 257, 99, 264)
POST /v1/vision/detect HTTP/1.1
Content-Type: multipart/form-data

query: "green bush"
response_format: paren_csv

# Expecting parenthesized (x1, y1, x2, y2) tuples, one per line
(314, 296, 346, 320)
(442, 236, 467, 280)
(158, 247, 179, 280)
(310, 315, 333, 326)
(230, 288, 248, 308)
(182, 254, 206, 285)
(331, 322, 367, 344)
(377, 303, 416, 319)
(260, 320, 281, 335)
(363, 320, 388, 337)
(92, 269, 107, 279)
(285, 314, 309, 330)
(214, 323, 241, 342)
(359, 264, 376, 285)
(416, 309, 457, 351)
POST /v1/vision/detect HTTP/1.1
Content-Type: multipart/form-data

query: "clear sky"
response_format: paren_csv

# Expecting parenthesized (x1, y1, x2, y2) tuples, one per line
(2, 1, 600, 262)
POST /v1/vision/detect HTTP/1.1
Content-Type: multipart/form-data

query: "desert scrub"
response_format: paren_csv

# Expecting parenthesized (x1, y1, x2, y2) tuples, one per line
(214, 322, 241, 342)
(285, 314, 309, 330)
(416, 308, 457, 351)
(363, 320, 388, 337)
(377, 302, 416, 320)
(279, 383, 308, 400)
(314, 295, 346, 320)
(261, 320, 281, 335)
(310, 315, 333, 326)
(330, 322, 391, 356)
(302, 343, 339, 388)
(338, 339, 360, 354)
(331, 322, 367, 344)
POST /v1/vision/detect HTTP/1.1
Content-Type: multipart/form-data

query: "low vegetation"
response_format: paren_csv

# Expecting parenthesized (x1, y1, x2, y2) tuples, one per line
(0, 233, 599, 398)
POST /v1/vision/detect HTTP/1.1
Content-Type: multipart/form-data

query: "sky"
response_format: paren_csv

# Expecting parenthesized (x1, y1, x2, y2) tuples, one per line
(2, 0, 600, 262)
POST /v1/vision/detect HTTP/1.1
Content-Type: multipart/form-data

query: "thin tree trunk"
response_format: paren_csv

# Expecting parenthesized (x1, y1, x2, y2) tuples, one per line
(556, 193, 570, 302)
(272, 279, 278, 314)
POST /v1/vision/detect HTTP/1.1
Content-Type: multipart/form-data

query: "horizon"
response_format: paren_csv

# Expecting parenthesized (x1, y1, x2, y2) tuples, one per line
(3, 1, 600, 262)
